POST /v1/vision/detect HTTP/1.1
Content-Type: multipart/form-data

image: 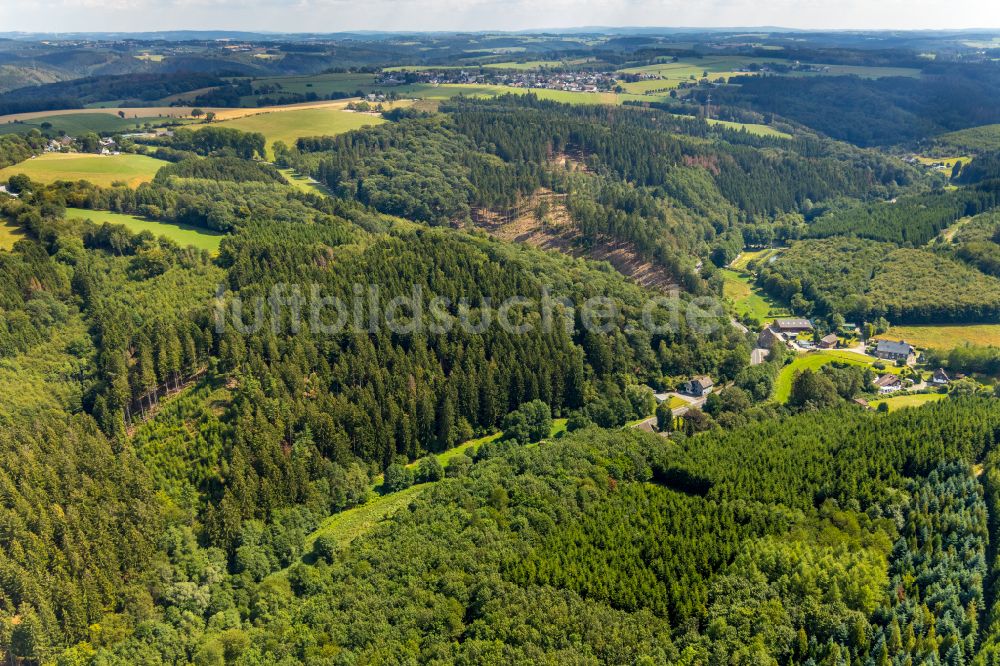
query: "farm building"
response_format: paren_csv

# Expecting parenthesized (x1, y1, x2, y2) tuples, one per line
(875, 340, 914, 362)
(818, 334, 839, 349)
(774, 318, 813, 334)
(682, 375, 714, 397)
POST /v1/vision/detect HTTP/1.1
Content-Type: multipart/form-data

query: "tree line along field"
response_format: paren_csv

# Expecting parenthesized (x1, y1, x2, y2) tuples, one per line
(64, 207, 223, 253)
(868, 393, 948, 412)
(617, 55, 791, 91)
(0, 152, 166, 187)
(0, 112, 185, 136)
(236, 72, 378, 105)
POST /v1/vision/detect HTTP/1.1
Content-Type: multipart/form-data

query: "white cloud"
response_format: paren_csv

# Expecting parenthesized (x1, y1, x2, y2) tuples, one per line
(2, 0, 998, 33)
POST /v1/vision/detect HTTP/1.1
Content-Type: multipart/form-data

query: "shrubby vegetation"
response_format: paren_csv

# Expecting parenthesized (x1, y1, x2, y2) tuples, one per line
(0, 132, 46, 170)
(759, 237, 1000, 323)
(807, 183, 1000, 245)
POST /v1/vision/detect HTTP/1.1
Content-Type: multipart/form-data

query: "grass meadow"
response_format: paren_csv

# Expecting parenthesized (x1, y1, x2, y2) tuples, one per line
(720, 269, 790, 322)
(869, 393, 948, 412)
(0, 112, 177, 137)
(65, 207, 223, 253)
(878, 325, 1000, 351)
(0, 218, 27, 251)
(0, 152, 166, 187)
(199, 106, 388, 158)
(774, 350, 879, 403)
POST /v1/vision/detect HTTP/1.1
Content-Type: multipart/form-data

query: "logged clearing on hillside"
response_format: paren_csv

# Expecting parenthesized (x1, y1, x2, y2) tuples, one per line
(473, 188, 680, 291)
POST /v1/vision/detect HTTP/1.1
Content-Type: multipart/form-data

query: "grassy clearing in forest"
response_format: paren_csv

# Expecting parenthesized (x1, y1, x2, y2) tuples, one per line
(720, 268, 789, 322)
(64, 207, 223, 253)
(869, 393, 948, 412)
(0, 218, 26, 250)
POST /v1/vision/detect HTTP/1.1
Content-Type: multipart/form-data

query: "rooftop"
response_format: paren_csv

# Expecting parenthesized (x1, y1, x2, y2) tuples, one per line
(876, 340, 914, 355)
(775, 318, 813, 330)
(874, 374, 901, 388)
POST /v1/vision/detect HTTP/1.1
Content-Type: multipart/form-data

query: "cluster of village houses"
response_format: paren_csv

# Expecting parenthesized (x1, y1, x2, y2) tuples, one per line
(754, 318, 953, 395)
(641, 315, 956, 419)
(43, 135, 121, 155)
(377, 69, 620, 93)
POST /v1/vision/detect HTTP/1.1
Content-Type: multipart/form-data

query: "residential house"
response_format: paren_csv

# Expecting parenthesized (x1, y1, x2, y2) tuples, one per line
(931, 368, 951, 386)
(757, 325, 784, 348)
(682, 375, 714, 397)
(874, 340, 914, 362)
(874, 374, 902, 394)
(818, 334, 839, 349)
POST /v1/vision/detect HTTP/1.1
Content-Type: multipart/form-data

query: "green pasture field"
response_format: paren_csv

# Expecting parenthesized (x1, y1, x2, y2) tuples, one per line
(196, 106, 386, 159)
(730, 247, 785, 272)
(706, 118, 792, 138)
(0, 112, 175, 136)
(877, 325, 1000, 351)
(869, 393, 948, 412)
(0, 218, 27, 250)
(64, 207, 223, 254)
(618, 56, 785, 83)
(277, 167, 331, 196)
(239, 72, 377, 103)
(720, 268, 789, 322)
(0, 152, 166, 187)
(397, 82, 633, 106)
(483, 59, 594, 69)
(788, 64, 922, 78)
(774, 351, 878, 403)
(617, 57, 920, 96)
(304, 483, 430, 551)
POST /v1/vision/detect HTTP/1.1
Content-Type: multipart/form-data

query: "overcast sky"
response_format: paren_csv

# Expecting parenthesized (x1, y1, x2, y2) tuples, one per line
(3, 0, 999, 34)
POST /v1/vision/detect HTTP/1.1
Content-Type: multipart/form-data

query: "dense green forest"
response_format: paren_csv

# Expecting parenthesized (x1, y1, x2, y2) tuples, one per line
(713, 65, 1000, 146)
(0, 72, 226, 115)
(5, 31, 1000, 664)
(8, 397, 995, 664)
(276, 96, 917, 291)
(807, 183, 1000, 246)
(758, 236, 1000, 323)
